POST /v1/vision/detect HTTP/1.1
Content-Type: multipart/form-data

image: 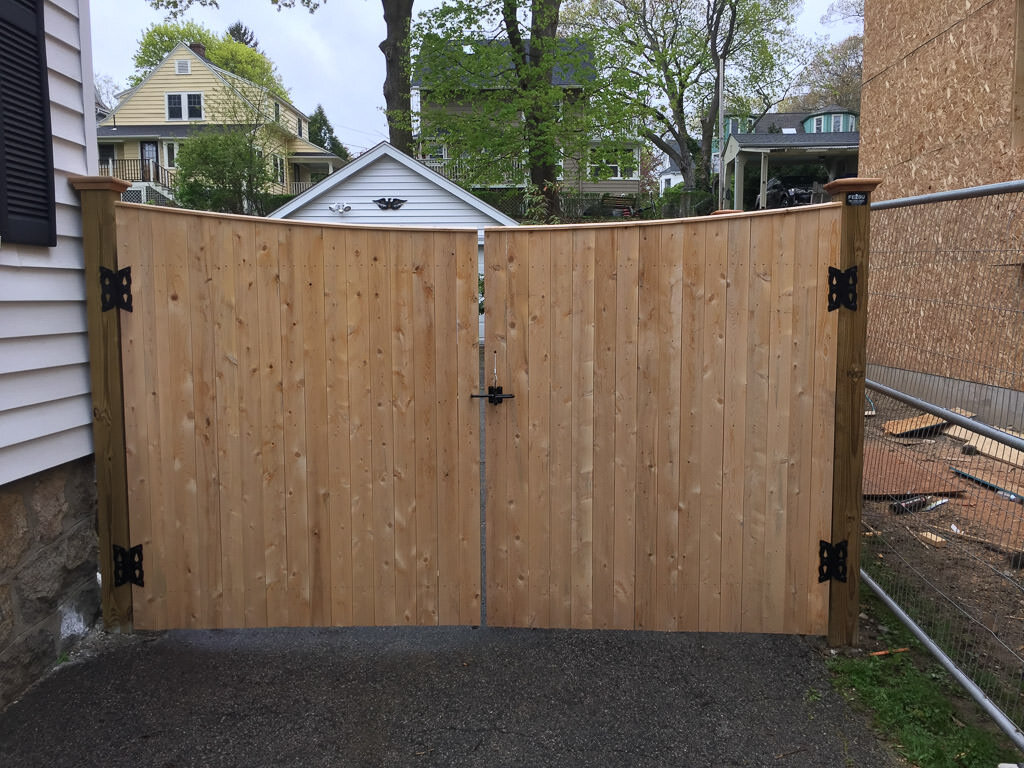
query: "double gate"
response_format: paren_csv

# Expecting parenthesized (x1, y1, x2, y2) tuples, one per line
(106, 200, 849, 635)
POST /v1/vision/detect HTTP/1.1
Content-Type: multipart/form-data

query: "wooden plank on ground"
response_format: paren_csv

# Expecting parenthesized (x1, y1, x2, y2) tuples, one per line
(884, 408, 974, 437)
(863, 441, 967, 497)
(946, 426, 1024, 469)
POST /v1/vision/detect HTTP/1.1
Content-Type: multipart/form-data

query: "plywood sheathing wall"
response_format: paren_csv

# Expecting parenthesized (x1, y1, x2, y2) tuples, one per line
(861, 0, 1024, 200)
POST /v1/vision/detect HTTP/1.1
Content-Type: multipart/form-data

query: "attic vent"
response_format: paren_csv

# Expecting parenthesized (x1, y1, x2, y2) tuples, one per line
(176, 60, 191, 75)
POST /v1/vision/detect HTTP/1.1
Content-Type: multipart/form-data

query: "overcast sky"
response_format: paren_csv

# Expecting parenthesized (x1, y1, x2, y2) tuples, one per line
(89, 0, 860, 157)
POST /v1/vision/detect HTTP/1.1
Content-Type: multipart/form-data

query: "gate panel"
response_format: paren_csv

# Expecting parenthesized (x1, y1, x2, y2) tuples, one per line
(485, 207, 840, 634)
(118, 206, 480, 630)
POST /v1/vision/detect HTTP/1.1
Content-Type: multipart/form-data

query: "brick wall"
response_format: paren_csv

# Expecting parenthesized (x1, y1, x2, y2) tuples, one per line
(0, 458, 99, 710)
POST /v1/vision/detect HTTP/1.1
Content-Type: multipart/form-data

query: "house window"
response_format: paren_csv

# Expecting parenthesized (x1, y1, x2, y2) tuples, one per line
(274, 102, 281, 122)
(273, 155, 285, 184)
(832, 114, 842, 132)
(297, 118, 303, 138)
(0, 0, 56, 246)
(164, 142, 180, 168)
(813, 116, 824, 133)
(167, 92, 203, 120)
(175, 60, 191, 75)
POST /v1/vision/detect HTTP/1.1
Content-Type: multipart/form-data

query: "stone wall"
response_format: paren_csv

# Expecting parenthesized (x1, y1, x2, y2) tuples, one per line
(0, 457, 99, 710)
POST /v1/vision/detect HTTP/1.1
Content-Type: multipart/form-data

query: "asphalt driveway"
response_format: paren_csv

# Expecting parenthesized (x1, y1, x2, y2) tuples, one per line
(0, 625, 899, 767)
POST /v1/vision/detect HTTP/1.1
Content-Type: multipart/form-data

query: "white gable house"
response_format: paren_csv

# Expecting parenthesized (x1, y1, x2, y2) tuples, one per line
(269, 141, 519, 275)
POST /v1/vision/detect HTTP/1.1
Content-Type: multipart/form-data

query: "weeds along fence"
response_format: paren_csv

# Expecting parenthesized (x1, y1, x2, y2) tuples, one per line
(864, 180, 1024, 744)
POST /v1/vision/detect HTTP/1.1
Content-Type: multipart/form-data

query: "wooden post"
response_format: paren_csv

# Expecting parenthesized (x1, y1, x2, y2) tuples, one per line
(69, 175, 133, 632)
(824, 177, 883, 646)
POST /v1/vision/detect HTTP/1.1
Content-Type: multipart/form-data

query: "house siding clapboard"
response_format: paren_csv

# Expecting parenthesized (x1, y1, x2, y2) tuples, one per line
(110, 50, 224, 125)
(0, 0, 97, 485)
(291, 154, 505, 229)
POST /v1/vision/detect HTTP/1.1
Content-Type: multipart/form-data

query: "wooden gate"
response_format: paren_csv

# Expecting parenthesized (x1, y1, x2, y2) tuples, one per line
(80, 178, 874, 640)
(115, 207, 482, 630)
(483, 208, 842, 634)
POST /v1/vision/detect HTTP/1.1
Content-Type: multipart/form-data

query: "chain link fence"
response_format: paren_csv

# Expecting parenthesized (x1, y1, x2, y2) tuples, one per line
(864, 181, 1024, 744)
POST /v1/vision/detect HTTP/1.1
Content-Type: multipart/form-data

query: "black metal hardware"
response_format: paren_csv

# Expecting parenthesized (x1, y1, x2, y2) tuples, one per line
(827, 265, 857, 312)
(100, 266, 133, 312)
(471, 385, 515, 405)
(372, 197, 407, 210)
(818, 539, 848, 583)
(113, 544, 144, 587)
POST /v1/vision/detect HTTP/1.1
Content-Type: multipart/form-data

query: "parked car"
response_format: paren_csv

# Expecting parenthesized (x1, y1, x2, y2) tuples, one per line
(756, 177, 814, 209)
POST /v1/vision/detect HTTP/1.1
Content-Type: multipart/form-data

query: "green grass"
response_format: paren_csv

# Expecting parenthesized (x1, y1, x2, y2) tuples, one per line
(828, 590, 1021, 768)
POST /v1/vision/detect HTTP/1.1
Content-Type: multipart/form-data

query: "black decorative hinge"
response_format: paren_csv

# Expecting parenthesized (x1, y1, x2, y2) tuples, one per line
(827, 265, 857, 312)
(100, 266, 133, 312)
(471, 385, 515, 405)
(113, 544, 144, 587)
(818, 540, 848, 583)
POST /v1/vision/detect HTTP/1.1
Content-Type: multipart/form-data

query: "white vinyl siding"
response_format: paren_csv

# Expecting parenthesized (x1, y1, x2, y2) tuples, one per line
(0, 0, 97, 485)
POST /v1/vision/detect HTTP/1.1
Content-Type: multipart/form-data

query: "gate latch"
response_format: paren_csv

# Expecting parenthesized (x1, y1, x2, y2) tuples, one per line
(471, 385, 515, 405)
(472, 351, 516, 405)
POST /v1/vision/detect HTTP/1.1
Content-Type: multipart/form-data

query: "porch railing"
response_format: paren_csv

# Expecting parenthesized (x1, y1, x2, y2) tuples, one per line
(99, 159, 175, 191)
(289, 181, 316, 195)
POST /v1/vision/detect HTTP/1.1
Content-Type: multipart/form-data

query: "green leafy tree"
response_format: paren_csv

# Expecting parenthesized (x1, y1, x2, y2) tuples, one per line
(173, 129, 278, 214)
(414, 0, 632, 218)
(561, 0, 804, 195)
(307, 104, 350, 161)
(781, 34, 862, 113)
(129, 20, 289, 99)
(147, 0, 418, 155)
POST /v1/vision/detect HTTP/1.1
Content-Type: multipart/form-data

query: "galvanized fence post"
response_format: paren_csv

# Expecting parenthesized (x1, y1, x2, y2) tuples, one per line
(824, 177, 883, 646)
(69, 175, 133, 632)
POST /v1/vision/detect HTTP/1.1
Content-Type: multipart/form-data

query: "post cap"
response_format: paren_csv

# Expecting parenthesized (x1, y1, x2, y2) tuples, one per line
(68, 175, 131, 193)
(823, 178, 883, 199)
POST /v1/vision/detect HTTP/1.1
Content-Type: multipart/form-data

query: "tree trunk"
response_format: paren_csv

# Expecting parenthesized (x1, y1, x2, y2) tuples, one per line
(380, 0, 415, 155)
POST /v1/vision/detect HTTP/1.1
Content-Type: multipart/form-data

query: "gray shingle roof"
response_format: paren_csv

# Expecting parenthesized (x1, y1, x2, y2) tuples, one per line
(732, 131, 859, 149)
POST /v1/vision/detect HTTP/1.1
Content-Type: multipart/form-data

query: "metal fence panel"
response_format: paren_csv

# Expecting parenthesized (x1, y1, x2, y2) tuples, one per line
(864, 181, 1024, 740)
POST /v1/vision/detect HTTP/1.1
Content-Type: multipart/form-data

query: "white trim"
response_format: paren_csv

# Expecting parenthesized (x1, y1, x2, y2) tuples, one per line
(268, 141, 519, 226)
(175, 59, 191, 75)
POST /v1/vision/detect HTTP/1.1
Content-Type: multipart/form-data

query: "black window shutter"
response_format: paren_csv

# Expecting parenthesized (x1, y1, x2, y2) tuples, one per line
(0, 0, 57, 247)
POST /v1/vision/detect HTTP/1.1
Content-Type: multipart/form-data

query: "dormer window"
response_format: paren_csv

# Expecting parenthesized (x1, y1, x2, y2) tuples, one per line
(813, 116, 824, 133)
(832, 114, 842, 132)
(175, 60, 191, 75)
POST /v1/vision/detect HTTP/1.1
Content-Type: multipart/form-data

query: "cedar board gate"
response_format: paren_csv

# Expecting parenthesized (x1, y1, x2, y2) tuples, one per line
(75, 177, 878, 643)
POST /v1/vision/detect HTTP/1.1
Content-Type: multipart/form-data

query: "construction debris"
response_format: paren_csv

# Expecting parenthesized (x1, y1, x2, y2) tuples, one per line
(945, 425, 1024, 469)
(863, 443, 966, 498)
(951, 467, 1024, 502)
(883, 408, 974, 438)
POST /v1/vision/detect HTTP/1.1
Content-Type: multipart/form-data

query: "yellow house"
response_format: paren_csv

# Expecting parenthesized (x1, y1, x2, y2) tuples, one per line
(97, 41, 344, 203)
